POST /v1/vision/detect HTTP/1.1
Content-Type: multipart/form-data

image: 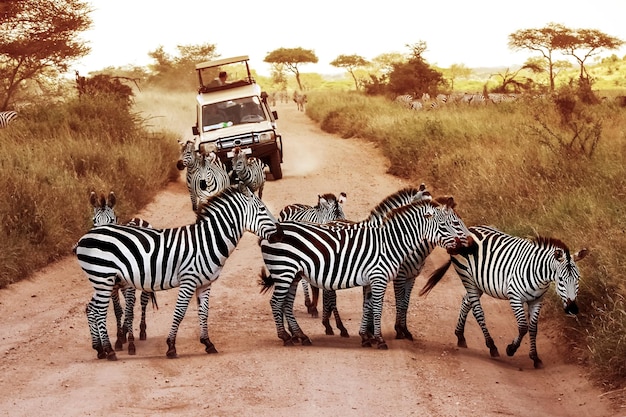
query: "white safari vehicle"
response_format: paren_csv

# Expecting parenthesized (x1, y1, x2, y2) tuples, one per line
(192, 55, 283, 179)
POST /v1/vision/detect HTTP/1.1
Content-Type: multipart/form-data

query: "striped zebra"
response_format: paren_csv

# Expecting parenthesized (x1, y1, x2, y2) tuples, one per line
(231, 146, 266, 199)
(419, 225, 588, 368)
(0, 110, 17, 128)
(177, 139, 230, 211)
(322, 185, 434, 340)
(89, 191, 156, 355)
(278, 192, 348, 334)
(259, 194, 471, 349)
(76, 184, 278, 360)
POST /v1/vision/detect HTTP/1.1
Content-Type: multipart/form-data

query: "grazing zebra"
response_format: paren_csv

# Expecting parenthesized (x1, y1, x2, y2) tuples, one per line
(293, 91, 307, 111)
(231, 146, 266, 199)
(419, 225, 588, 368)
(0, 110, 17, 128)
(259, 194, 471, 349)
(89, 191, 156, 355)
(177, 139, 230, 211)
(76, 184, 278, 360)
(278, 192, 348, 333)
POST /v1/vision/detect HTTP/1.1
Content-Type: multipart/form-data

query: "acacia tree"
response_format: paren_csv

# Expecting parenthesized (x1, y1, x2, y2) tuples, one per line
(264, 47, 318, 91)
(330, 54, 370, 90)
(508, 23, 570, 91)
(0, 0, 92, 110)
(445, 63, 472, 90)
(388, 41, 445, 97)
(147, 43, 217, 90)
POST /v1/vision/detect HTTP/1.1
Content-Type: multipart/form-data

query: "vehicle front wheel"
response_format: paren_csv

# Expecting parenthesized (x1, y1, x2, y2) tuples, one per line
(269, 150, 282, 180)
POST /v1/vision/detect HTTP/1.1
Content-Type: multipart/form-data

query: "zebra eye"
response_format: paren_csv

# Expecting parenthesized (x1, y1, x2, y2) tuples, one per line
(554, 249, 565, 262)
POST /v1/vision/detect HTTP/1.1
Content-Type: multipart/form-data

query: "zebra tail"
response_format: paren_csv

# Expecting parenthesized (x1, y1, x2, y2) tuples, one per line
(266, 222, 284, 244)
(418, 258, 452, 297)
(259, 268, 276, 294)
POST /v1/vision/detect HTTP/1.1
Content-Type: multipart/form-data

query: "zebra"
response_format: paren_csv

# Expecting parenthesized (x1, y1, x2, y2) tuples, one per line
(321, 185, 434, 340)
(231, 146, 266, 199)
(177, 139, 230, 211)
(419, 225, 588, 368)
(0, 110, 17, 128)
(293, 91, 307, 111)
(278, 192, 348, 334)
(76, 183, 278, 360)
(394, 95, 413, 109)
(259, 194, 471, 350)
(88, 191, 156, 355)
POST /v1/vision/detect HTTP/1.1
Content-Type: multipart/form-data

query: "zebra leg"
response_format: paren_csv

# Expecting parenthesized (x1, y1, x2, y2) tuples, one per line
(197, 286, 218, 354)
(85, 303, 106, 359)
(122, 288, 137, 355)
(139, 291, 151, 340)
(393, 272, 417, 341)
(359, 286, 377, 347)
(321, 289, 335, 335)
(369, 279, 388, 350)
(165, 282, 196, 358)
(300, 279, 312, 311)
(308, 284, 319, 318)
(91, 290, 117, 361)
(526, 300, 544, 369)
(455, 295, 471, 348)
(467, 292, 499, 357)
(111, 288, 126, 350)
(285, 279, 311, 345)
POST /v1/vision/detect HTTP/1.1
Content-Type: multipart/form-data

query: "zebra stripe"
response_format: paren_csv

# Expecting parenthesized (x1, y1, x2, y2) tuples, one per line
(260, 195, 471, 349)
(177, 139, 230, 211)
(0, 110, 17, 128)
(231, 146, 266, 199)
(420, 225, 588, 368)
(278, 192, 348, 333)
(89, 191, 156, 355)
(77, 184, 278, 360)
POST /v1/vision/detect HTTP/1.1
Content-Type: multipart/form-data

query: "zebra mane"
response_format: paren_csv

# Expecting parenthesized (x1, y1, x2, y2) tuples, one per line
(533, 236, 570, 255)
(368, 187, 430, 219)
(380, 199, 435, 222)
(195, 186, 237, 219)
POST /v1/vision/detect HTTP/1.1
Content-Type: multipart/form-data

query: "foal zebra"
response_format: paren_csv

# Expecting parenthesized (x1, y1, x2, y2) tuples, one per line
(278, 192, 348, 334)
(419, 225, 588, 368)
(0, 110, 17, 128)
(231, 146, 266, 199)
(89, 191, 156, 355)
(260, 194, 471, 349)
(76, 184, 278, 360)
(177, 139, 230, 211)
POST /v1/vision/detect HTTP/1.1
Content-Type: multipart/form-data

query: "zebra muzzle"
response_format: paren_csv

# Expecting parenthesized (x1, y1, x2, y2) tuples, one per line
(565, 300, 579, 315)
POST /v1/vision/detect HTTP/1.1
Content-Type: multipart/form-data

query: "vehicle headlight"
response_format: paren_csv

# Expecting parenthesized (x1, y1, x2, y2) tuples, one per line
(258, 131, 274, 143)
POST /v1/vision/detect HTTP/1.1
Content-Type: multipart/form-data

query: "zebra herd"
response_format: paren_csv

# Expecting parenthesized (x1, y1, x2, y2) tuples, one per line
(75, 147, 587, 367)
(395, 92, 520, 110)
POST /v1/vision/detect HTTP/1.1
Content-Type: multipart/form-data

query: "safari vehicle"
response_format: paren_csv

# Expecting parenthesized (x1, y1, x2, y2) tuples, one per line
(192, 55, 283, 179)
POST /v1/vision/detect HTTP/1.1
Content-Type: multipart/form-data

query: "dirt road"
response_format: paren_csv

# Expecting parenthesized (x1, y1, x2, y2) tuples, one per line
(0, 101, 620, 417)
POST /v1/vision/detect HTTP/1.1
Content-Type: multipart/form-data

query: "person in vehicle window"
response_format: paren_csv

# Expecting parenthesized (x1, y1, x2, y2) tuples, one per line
(208, 71, 228, 87)
(203, 105, 227, 126)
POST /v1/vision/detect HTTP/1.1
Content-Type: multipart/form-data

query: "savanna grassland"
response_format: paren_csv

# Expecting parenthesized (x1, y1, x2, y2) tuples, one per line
(304, 88, 626, 392)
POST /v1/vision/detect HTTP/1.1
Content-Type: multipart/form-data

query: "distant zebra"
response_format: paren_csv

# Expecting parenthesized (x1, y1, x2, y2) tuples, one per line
(394, 95, 413, 109)
(177, 139, 230, 211)
(278, 192, 348, 334)
(76, 184, 278, 360)
(293, 91, 307, 111)
(0, 110, 17, 128)
(89, 191, 156, 355)
(419, 225, 588, 368)
(231, 146, 266, 199)
(259, 194, 471, 349)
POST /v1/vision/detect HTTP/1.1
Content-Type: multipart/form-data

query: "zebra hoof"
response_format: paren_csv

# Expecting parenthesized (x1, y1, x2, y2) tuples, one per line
(166, 338, 177, 358)
(339, 329, 349, 338)
(106, 349, 117, 361)
(377, 341, 388, 350)
(128, 343, 136, 356)
(114, 340, 124, 351)
(301, 337, 312, 346)
(96, 347, 107, 360)
(139, 331, 147, 341)
(506, 344, 518, 357)
(533, 357, 544, 369)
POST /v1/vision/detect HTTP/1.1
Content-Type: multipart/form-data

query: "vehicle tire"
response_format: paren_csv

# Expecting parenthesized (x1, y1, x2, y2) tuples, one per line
(269, 149, 283, 180)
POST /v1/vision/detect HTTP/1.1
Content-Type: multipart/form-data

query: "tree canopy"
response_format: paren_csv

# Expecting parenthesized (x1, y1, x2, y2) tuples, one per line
(264, 47, 318, 91)
(330, 54, 369, 90)
(0, 0, 92, 109)
(147, 43, 218, 90)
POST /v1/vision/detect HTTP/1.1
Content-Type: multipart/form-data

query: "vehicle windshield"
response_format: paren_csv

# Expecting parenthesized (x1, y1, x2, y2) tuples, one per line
(202, 96, 266, 132)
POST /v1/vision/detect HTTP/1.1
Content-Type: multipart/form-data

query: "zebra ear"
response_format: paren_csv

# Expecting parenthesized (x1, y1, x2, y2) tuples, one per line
(238, 181, 252, 197)
(318, 195, 330, 209)
(554, 248, 565, 262)
(89, 191, 98, 208)
(574, 248, 589, 262)
(338, 192, 347, 205)
(107, 192, 116, 208)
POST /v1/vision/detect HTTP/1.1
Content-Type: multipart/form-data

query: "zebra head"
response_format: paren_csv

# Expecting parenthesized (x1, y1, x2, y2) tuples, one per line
(431, 196, 472, 253)
(551, 243, 589, 315)
(317, 192, 347, 221)
(231, 146, 247, 171)
(90, 191, 117, 226)
(176, 139, 197, 171)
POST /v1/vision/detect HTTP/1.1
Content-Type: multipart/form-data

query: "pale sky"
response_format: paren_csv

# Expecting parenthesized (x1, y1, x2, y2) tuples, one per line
(76, 0, 626, 76)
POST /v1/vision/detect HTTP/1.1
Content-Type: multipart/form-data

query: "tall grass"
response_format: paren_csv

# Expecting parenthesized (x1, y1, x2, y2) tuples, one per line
(306, 90, 626, 391)
(0, 94, 180, 287)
